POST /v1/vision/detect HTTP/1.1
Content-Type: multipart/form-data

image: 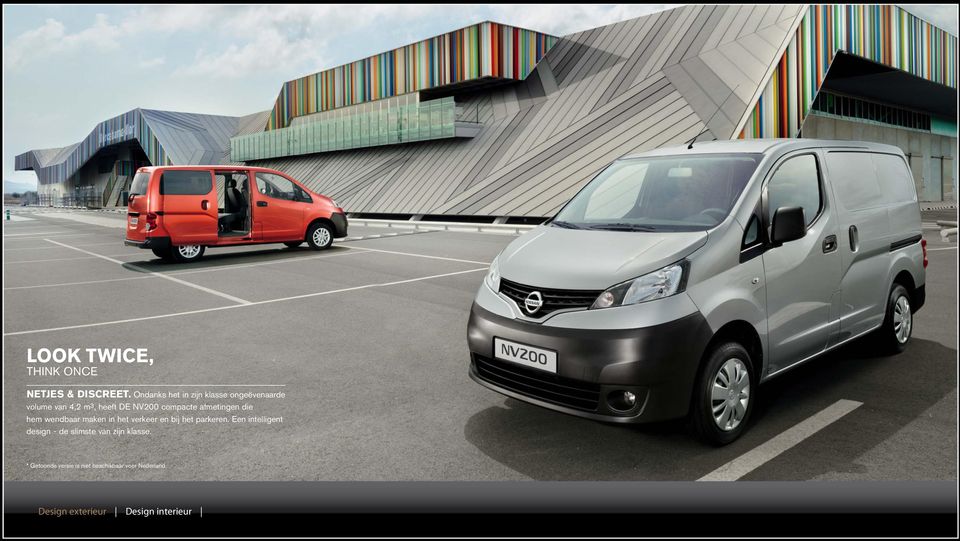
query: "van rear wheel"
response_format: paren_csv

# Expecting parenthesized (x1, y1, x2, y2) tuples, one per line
(306, 223, 334, 250)
(690, 342, 755, 446)
(877, 283, 912, 354)
(169, 244, 205, 263)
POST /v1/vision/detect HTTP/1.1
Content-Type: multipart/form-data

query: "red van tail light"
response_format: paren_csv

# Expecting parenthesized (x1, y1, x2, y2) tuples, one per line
(145, 212, 159, 232)
(921, 238, 928, 268)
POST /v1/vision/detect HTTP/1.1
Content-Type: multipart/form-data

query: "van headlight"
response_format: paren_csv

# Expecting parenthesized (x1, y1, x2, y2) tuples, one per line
(485, 256, 501, 291)
(591, 261, 688, 309)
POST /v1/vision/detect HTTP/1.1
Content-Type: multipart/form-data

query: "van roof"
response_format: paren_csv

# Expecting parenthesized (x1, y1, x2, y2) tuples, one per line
(135, 165, 285, 173)
(622, 138, 904, 159)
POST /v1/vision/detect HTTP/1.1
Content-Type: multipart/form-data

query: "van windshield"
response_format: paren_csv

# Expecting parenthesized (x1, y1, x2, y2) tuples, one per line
(553, 154, 762, 232)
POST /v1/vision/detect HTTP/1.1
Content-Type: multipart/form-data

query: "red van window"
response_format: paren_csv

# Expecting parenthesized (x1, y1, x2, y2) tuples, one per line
(129, 172, 150, 195)
(160, 170, 212, 195)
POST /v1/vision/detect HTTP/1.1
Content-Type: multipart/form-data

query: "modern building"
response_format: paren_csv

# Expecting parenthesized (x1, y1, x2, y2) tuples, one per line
(15, 109, 269, 206)
(16, 5, 958, 216)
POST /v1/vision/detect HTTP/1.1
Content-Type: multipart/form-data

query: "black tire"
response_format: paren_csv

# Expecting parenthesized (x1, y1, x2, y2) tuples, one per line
(168, 244, 205, 263)
(305, 222, 334, 250)
(151, 247, 172, 261)
(877, 283, 913, 354)
(283, 241, 303, 248)
(690, 341, 755, 446)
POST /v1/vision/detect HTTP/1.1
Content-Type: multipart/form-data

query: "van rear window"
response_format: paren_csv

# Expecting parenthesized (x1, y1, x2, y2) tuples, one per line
(129, 172, 150, 196)
(873, 153, 918, 203)
(160, 170, 212, 195)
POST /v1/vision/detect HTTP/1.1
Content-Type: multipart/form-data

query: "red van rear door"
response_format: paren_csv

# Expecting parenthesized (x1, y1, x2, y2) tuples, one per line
(125, 171, 152, 243)
(159, 170, 218, 244)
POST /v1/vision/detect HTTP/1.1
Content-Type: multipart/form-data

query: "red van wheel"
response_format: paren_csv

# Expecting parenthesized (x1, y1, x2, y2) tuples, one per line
(306, 223, 334, 250)
(169, 245, 205, 263)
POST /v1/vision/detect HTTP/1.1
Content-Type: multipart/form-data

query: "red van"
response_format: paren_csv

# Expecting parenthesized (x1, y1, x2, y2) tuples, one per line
(124, 166, 347, 262)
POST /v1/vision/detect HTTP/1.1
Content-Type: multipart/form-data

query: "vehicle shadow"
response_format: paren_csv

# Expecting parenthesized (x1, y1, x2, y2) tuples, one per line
(463, 338, 956, 480)
(120, 245, 353, 273)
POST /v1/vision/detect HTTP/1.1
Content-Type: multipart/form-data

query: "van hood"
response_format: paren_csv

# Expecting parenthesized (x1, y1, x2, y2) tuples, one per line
(498, 226, 708, 290)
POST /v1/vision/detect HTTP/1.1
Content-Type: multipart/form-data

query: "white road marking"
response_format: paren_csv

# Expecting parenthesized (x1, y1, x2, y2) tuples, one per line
(4, 253, 142, 264)
(3, 231, 73, 237)
(5, 275, 157, 290)
(927, 246, 957, 251)
(3, 241, 119, 251)
(345, 244, 490, 265)
(3, 249, 371, 290)
(697, 399, 863, 481)
(3, 233, 98, 240)
(4, 267, 486, 336)
(44, 239, 251, 305)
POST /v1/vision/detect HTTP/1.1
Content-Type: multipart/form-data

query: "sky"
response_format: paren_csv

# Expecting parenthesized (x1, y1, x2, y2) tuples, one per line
(3, 4, 957, 191)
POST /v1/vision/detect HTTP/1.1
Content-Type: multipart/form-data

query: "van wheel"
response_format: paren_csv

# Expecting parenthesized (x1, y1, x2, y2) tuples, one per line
(151, 248, 172, 261)
(306, 223, 333, 250)
(283, 241, 303, 248)
(878, 284, 912, 354)
(690, 342, 755, 446)
(170, 245, 205, 263)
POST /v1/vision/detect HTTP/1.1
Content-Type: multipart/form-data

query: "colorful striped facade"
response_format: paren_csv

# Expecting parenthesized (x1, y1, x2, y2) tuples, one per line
(266, 21, 558, 130)
(15, 110, 171, 186)
(740, 4, 957, 139)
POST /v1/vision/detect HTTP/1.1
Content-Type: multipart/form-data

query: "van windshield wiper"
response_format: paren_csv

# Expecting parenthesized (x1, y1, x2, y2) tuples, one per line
(550, 220, 582, 229)
(586, 223, 659, 232)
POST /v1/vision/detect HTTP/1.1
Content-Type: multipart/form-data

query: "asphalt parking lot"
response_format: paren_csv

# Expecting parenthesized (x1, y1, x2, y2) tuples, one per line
(3, 209, 957, 481)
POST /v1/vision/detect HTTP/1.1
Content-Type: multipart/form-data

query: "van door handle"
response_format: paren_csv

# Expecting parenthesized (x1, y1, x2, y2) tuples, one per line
(822, 235, 837, 253)
(201, 200, 209, 210)
(848, 225, 859, 252)
(257, 201, 268, 207)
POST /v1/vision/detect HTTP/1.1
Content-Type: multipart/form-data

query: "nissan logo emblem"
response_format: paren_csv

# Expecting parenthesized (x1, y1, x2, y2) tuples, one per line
(524, 291, 544, 315)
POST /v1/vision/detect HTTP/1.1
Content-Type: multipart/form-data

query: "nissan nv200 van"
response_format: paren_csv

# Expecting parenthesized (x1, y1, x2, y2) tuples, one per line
(124, 166, 347, 262)
(467, 139, 927, 445)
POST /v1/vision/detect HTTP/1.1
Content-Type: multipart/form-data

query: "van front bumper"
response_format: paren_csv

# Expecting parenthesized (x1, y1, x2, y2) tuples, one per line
(467, 303, 713, 423)
(331, 212, 348, 238)
(124, 236, 170, 250)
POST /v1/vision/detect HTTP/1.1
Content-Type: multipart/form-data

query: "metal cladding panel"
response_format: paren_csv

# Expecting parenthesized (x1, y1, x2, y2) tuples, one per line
(740, 4, 958, 138)
(16, 109, 251, 186)
(265, 21, 558, 130)
(250, 4, 800, 217)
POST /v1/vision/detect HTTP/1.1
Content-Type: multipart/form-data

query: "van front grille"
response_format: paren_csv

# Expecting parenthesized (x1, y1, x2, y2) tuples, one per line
(499, 278, 601, 316)
(473, 354, 601, 412)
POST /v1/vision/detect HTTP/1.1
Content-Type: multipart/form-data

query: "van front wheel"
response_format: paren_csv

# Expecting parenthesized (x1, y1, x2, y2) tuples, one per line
(306, 223, 334, 250)
(170, 244, 205, 263)
(690, 342, 755, 446)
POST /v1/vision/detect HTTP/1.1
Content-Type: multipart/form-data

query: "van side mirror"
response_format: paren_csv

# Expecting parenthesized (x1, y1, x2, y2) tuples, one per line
(771, 206, 806, 244)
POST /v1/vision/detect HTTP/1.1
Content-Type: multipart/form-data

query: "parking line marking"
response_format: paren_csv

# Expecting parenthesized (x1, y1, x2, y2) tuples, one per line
(3, 249, 371, 291)
(697, 399, 863, 482)
(3, 231, 66, 237)
(344, 245, 490, 265)
(3, 233, 99, 241)
(4, 253, 142, 264)
(927, 246, 957, 251)
(3, 267, 485, 336)
(44, 239, 251, 305)
(3, 241, 120, 252)
(4, 275, 157, 290)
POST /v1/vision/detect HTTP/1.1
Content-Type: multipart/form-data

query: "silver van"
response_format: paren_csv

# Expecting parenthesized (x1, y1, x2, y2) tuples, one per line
(467, 139, 927, 445)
